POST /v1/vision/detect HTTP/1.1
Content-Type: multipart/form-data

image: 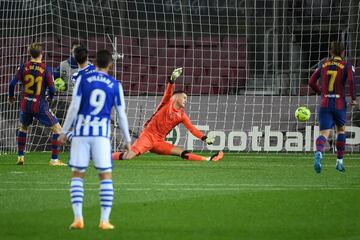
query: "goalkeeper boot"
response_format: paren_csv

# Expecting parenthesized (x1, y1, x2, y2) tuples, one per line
(313, 151, 322, 173)
(335, 159, 345, 172)
(49, 159, 67, 166)
(210, 151, 224, 162)
(99, 221, 115, 230)
(17, 156, 24, 165)
(69, 218, 84, 230)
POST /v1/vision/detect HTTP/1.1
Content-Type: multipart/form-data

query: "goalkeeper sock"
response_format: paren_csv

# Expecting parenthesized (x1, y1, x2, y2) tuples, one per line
(16, 130, 27, 156)
(100, 179, 114, 221)
(51, 133, 60, 160)
(316, 135, 327, 153)
(70, 177, 84, 220)
(181, 151, 206, 161)
(336, 133, 346, 159)
(112, 152, 125, 160)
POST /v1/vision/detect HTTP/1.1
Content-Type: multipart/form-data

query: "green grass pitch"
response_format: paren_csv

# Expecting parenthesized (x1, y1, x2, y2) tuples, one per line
(0, 152, 360, 240)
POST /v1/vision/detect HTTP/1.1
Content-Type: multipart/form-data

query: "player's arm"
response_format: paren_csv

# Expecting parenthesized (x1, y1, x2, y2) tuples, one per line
(62, 76, 82, 134)
(157, 68, 183, 107)
(45, 67, 55, 101)
(53, 65, 61, 79)
(8, 64, 24, 103)
(115, 83, 132, 148)
(143, 68, 184, 128)
(308, 67, 321, 95)
(347, 64, 357, 105)
(182, 113, 215, 145)
(71, 72, 79, 85)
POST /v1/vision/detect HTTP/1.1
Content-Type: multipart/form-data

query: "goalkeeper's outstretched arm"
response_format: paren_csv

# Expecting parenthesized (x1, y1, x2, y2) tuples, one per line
(155, 67, 183, 112)
(182, 114, 215, 145)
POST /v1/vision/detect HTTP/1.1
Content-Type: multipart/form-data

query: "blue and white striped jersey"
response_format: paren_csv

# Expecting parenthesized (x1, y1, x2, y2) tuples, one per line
(71, 63, 95, 85)
(62, 70, 131, 142)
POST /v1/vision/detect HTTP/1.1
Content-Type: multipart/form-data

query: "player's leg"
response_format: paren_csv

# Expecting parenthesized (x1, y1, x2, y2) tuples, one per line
(111, 151, 124, 160)
(112, 149, 137, 160)
(314, 108, 333, 173)
(16, 125, 28, 165)
(151, 142, 224, 161)
(69, 169, 86, 229)
(177, 148, 224, 162)
(334, 108, 347, 172)
(68, 137, 90, 230)
(16, 111, 33, 165)
(36, 110, 66, 165)
(334, 125, 346, 172)
(91, 137, 115, 230)
(112, 132, 153, 160)
(49, 123, 66, 165)
(98, 170, 114, 230)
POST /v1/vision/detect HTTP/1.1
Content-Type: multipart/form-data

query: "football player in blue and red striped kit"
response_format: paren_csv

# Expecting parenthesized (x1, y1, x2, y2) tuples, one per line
(8, 43, 66, 166)
(309, 41, 357, 173)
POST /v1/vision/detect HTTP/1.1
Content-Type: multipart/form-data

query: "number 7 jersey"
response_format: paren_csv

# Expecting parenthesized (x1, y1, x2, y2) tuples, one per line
(309, 56, 356, 110)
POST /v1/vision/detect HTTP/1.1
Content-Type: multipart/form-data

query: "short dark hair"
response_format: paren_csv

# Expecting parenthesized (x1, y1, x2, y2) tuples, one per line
(28, 43, 42, 58)
(71, 41, 82, 48)
(96, 50, 112, 68)
(330, 41, 345, 57)
(74, 46, 88, 64)
(173, 90, 187, 96)
(71, 41, 82, 54)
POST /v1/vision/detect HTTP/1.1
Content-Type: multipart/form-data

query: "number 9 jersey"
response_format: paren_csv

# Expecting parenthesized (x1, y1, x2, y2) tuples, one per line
(62, 70, 131, 141)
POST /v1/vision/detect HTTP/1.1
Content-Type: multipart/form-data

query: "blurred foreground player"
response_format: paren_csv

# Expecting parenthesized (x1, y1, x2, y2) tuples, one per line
(59, 50, 132, 230)
(112, 67, 224, 162)
(8, 43, 65, 166)
(309, 41, 357, 173)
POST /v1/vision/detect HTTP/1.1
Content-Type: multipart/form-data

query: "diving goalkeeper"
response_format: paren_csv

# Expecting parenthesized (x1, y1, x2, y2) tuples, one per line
(112, 68, 223, 162)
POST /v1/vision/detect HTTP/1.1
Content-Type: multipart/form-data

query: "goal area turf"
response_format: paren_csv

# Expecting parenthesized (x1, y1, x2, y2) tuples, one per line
(0, 152, 359, 240)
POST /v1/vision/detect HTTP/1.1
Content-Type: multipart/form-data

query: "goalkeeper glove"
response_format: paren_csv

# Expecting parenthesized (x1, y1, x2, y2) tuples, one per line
(169, 67, 183, 84)
(54, 78, 68, 91)
(202, 136, 215, 145)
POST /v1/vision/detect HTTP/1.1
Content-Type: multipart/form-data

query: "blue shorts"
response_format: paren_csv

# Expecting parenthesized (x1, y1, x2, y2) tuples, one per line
(20, 109, 59, 127)
(318, 107, 346, 131)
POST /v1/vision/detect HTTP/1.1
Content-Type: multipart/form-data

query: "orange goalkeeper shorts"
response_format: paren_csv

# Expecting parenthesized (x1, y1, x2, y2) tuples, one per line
(131, 131, 175, 156)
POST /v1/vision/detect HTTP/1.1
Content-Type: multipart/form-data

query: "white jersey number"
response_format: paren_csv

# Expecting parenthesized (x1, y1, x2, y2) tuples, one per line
(90, 89, 106, 115)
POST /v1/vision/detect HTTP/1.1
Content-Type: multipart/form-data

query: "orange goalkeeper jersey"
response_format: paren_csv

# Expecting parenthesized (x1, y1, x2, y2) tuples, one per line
(143, 83, 205, 140)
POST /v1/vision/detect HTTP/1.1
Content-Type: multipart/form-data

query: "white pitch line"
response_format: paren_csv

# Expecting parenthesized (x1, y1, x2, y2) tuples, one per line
(0, 187, 359, 192)
(1, 181, 357, 188)
(8, 171, 24, 174)
(2, 163, 360, 169)
(121, 164, 360, 168)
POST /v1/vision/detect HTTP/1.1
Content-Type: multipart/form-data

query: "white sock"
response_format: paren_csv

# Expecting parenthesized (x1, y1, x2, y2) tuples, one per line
(100, 179, 114, 222)
(70, 177, 84, 220)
